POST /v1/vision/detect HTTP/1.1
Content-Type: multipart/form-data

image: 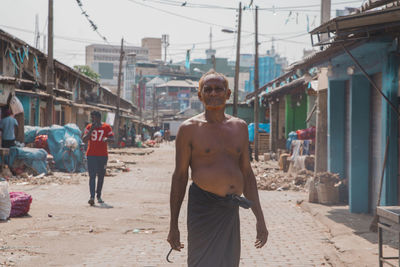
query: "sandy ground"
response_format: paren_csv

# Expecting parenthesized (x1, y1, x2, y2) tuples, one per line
(1, 144, 173, 266)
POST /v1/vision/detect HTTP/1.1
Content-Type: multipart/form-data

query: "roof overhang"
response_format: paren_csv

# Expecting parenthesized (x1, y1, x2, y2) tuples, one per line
(310, 6, 400, 46)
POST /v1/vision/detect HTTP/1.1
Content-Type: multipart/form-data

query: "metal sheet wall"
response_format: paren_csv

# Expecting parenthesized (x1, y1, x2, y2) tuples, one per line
(369, 73, 383, 213)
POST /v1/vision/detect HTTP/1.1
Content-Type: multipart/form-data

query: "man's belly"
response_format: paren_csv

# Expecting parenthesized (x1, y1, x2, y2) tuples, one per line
(191, 162, 244, 197)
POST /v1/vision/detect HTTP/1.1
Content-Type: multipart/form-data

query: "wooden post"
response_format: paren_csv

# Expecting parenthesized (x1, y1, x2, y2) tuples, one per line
(233, 2, 242, 117)
(254, 6, 259, 161)
(46, 0, 54, 126)
(114, 38, 124, 147)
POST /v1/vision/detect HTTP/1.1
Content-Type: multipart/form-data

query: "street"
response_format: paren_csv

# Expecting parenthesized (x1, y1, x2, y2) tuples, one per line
(2, 143, 344, 267)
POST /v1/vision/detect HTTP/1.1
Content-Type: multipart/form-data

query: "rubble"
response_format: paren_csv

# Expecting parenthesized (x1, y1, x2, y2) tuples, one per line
(254, 160, 315, 192)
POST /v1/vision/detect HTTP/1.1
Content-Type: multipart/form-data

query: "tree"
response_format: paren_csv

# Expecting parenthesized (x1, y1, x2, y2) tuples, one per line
(73, 65, 100, 82)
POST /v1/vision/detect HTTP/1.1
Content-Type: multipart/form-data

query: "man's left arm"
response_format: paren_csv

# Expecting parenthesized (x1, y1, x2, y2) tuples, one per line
(239, 122, 268, 249)
(14, 118, 19, 141)
(104, 125, 114, 144)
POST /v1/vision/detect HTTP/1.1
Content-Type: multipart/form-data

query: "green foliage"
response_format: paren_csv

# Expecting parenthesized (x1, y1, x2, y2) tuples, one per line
(73, 65, 100, 82)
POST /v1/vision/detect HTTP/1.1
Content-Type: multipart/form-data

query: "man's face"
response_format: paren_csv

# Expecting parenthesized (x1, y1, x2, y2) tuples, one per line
(91, 114, 101, 125)
(198, 74, 231, 110)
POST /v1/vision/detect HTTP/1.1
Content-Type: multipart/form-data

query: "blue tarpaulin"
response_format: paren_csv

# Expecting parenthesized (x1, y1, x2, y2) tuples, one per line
(23, 124, 85, 172)
(8, 147, 48, 175)
(248, 123, 270, 142)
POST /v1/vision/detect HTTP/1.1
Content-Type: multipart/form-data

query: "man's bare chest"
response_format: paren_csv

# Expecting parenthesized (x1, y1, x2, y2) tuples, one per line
(191, 127, 244, 157)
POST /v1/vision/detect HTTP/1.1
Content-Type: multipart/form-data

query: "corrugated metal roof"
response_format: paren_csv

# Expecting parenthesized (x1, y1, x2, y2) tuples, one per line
(311, 6, 400, 35)
(156, 79, 198, 88)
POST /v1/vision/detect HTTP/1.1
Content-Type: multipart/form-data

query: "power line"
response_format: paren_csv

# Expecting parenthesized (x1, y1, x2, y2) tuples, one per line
(139, 0, 363, 11)
(75, 0, 110, 45)
(126, 0, 235, 29)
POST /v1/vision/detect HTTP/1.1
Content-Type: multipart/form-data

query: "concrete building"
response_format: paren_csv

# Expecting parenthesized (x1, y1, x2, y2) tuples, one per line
(141, 38, 162, 61)
(85, 44, 149, 91)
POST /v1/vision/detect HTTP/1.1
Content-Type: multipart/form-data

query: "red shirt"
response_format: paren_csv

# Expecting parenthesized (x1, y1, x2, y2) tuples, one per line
(84, 123, 114, 156)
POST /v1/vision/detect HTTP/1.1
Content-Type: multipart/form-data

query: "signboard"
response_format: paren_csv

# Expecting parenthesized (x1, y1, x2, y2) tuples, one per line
(106, 112, 115, 126)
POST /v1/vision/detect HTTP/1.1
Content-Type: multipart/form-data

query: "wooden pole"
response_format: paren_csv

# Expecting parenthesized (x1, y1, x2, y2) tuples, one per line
(233, 2, 242, 117)
(114, 38, 124, 147)
(254, 6, 259, 161)
(46, 0, 54, 126)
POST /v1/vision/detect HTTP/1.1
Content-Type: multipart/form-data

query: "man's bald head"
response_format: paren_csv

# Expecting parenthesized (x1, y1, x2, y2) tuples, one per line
(198, 70, 229, 92)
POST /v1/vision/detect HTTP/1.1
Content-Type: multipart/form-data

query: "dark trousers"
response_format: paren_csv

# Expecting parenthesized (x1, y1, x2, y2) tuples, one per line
(87, 156, 108, 199)
(2, 139, 15, 148)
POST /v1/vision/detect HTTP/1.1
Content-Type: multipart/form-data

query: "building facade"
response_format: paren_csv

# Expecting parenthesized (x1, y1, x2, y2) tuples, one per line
(85, 43, 149, 90)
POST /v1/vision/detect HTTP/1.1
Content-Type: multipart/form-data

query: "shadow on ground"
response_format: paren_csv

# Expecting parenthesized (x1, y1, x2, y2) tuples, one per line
(325, 205, 399, 249)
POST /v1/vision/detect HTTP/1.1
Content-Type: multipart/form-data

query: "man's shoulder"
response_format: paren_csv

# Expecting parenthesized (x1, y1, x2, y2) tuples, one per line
(180, 114, 205, 128)
(227, 115, 247, 127)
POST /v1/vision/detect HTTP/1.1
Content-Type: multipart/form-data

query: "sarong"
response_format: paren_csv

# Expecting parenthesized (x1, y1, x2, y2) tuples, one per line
(187, 182, 252, 267)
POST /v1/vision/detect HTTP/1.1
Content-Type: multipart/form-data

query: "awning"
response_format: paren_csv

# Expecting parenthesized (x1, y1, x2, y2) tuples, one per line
(311, 6, 400, 35)
(310, 6, 400, 46)
(245, 70, 296, 100)
(15, 88, 50, 97)
(54, 88, 73, 95)
(262, 76, 308, 100)
(72, 103, 108, 112)
(55, 97, 72, 105)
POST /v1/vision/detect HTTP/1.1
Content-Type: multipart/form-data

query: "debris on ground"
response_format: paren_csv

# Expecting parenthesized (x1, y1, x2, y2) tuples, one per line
(6, 147, 152, 185)
(253, 160, 314, 192)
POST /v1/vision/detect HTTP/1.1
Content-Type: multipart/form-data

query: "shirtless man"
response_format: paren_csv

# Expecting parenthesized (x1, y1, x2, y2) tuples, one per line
(168, 70, 268, 266)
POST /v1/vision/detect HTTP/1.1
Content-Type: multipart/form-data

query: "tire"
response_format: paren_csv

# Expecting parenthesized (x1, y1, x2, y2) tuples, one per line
(62, 149, 77, 173)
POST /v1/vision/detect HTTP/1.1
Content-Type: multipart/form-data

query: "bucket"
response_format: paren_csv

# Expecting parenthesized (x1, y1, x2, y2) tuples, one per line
(317, 183, 339, 205)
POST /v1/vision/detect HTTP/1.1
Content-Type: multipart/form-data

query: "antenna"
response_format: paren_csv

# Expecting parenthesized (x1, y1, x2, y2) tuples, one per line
(209, 27, 212, 49)
(162, 34, 170, 64)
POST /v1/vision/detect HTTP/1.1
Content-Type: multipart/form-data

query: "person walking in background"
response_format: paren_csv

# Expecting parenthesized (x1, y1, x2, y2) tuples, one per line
(82, 111, 114, 206)
(0, 109, 18, 148)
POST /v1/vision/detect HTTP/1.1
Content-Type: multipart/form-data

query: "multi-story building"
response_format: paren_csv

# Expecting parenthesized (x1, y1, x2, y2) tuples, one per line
(245, 49, 288, 93)
(85, 43, 149, 91)
(141, 38, 162, 61)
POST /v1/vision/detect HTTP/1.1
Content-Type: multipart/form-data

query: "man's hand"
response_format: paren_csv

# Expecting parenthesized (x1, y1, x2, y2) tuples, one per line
(255, 220, 268, 248)
(167, 227, 184, 251)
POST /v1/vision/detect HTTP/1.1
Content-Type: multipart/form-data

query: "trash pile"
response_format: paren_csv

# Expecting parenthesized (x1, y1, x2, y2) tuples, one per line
(256, 166, 314, 192)
(105, 159, 131, 176)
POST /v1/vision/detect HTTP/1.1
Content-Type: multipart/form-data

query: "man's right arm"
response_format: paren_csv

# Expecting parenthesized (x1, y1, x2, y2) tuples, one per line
(168, 122, 192, 251)
(82, 125, 93, 143)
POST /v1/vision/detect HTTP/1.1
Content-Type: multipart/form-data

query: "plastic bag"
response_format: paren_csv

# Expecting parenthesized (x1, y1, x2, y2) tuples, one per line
(0, 180, 11, 220)
(9, 95, 24, 115)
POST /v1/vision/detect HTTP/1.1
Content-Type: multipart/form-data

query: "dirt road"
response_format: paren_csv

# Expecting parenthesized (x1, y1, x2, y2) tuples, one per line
(1, 143, 343, 266)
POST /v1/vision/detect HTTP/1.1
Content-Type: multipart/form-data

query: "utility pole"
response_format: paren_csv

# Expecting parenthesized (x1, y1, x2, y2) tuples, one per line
(46, 0, 54, 126)
(233, 2, 242, 117)
(152, 85, 156, 125)
(138, 71, 143, 123)
(315, 0, 331, 173)
(320, 0, 331, 24)
(253, 6, 259, 161)
(114, 38, 125, 147)
(320, 0, 331, 42)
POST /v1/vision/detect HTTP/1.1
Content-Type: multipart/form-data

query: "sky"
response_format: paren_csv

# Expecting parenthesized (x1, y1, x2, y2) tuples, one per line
(0, 0, 366, 67)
